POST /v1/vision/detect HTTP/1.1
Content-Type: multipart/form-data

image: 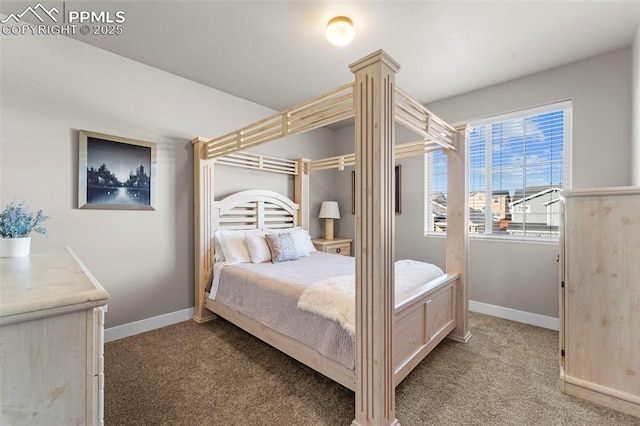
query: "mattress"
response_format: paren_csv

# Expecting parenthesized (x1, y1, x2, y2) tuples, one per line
(212, 251, 356, 369)
(211, 251, 445, 370)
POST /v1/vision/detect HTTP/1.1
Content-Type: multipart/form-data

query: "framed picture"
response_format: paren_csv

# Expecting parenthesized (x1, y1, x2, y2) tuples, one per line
(78, 130, 157, 210)
(351, 165, 401, 215)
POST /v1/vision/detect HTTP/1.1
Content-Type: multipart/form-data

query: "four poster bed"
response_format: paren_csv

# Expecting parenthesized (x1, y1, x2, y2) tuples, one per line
(192, 50, 470, 425)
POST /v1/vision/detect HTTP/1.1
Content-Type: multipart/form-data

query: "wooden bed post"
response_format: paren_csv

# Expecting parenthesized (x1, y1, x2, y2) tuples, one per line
(192, 139, 217, 323)
(294, 158, 310, 230)
(446, 125, 471, 342)
(350, 50, 400, 426)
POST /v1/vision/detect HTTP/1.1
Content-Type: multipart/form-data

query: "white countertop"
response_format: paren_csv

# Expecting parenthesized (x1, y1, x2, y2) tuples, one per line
(0, 246, 108, 325)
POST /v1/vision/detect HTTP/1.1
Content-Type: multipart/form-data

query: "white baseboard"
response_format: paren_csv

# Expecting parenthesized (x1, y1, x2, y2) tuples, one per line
(469, 300, 559, 331)
(105, 307, 195, 343)
(105, 302, 557, 343)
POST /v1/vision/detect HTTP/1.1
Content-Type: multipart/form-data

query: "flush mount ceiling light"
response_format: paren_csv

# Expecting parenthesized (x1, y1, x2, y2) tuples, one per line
(325, 16, 355, 47)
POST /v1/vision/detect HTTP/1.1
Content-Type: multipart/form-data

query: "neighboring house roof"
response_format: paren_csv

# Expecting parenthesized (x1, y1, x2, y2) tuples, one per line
(433, 206, 486, 226)
(469, 208, 485, 225)
(433, 192, 447, 204)
(433, 190, 510, 208)
(465, 190, 512, 198)
(433, 201, 447, 210)
(507, 223, 559, 232)
(510, 187, 561, 207)
(543, 198, 562, 207)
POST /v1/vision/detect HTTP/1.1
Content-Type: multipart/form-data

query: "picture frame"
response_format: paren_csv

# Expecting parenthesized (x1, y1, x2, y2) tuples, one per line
(78, 130, 157, 210)
(351, 165, 401, 215)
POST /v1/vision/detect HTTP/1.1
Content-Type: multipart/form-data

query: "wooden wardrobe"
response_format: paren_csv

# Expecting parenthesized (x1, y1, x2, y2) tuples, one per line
(560, 186, 640, 417)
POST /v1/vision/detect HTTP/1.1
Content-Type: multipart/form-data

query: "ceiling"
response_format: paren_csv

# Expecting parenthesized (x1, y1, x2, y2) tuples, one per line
(6, 1, 640, 112)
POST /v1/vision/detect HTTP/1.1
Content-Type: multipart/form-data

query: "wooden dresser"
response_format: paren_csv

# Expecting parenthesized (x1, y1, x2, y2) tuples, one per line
(560, 187, 639, 417)
(0, 246, 109, 425)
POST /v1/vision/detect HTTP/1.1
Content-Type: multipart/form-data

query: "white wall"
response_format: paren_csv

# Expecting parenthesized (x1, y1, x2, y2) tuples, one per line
(633, 26, 640, 186)
(334, 49, 632, 319)
(432, 48, 633, 189)
(1, 34, 335, 328)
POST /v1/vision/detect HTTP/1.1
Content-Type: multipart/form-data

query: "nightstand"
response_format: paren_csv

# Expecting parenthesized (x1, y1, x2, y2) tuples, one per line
(312, 237, 352, 256)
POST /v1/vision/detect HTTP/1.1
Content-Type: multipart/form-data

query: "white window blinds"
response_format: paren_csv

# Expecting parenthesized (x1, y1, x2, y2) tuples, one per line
(425, 100, 572, 239)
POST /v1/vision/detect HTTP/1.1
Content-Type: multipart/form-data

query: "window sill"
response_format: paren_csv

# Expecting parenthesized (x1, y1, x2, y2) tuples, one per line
(423, 232, 559, 245)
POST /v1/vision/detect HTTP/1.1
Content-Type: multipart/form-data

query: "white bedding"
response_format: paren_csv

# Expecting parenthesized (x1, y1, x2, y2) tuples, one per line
(211, 252, 356, 368)
(210, 261, 227, 299)
(209, 252, 444, 369)
(297, 259, 444, 335)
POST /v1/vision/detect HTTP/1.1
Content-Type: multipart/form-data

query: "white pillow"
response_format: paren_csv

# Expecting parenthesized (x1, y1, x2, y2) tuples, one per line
(213, 230, 232, 262)
(299, 229, 316, 254)
(245, 232, 272, 264)
(213, 229, 246, 262)
(290, 229, 312, 257)
(218, 230, 255, 265)
(214, 237, 225, 262)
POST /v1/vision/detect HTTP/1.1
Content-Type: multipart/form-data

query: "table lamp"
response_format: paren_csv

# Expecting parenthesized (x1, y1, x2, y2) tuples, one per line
(319, 201, 340, 240)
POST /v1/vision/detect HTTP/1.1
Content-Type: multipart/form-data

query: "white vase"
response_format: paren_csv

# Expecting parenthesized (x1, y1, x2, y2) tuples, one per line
(0, 237, 32, 257)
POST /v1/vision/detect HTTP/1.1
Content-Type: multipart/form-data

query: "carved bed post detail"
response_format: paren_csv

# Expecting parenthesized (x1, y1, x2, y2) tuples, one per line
(295, 158, 311, 230)
(446, 125, 471, 342)
(350, 50, 400, 426)
(192, 139, 217, 323)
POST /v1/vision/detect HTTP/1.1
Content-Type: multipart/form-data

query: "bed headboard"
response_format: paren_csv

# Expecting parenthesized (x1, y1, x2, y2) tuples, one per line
(213, 189, 299, 232)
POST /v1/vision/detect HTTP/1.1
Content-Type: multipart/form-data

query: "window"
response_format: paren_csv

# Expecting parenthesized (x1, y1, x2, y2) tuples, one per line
(425, 101, 571, 239)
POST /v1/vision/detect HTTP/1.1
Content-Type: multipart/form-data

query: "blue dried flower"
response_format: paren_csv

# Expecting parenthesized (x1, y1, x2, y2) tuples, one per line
(0, 202, 50, 238)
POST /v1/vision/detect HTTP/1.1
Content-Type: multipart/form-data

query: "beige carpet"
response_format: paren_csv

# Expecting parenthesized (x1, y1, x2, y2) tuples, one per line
(105, 312, 639, 425)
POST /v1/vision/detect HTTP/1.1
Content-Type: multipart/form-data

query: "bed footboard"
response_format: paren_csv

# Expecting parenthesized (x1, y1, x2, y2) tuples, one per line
(393, 273, 458, 385)
(202, 272, 458, 391)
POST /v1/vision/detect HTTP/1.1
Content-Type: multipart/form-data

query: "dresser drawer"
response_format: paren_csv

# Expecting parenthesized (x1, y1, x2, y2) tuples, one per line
(324, 244, 350, 256)
(312, 238, 352, 256)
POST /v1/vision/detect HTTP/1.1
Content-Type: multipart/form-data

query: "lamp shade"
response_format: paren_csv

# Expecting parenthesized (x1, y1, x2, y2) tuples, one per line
(319, 201, 340, 219)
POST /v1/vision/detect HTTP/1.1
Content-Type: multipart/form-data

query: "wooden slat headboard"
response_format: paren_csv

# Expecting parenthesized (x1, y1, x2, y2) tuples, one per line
(212, 189, 299, 232)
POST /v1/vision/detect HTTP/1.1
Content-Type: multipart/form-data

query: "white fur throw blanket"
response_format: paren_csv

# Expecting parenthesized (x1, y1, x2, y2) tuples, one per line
(297, 259, 444, 336)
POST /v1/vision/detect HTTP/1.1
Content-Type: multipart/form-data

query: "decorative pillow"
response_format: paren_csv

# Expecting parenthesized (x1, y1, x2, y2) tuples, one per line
(245, 232, 272, 264)
(218, 231, 254, 265)
(266, 227, 316, 257)
(265, 233, 300, 263)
